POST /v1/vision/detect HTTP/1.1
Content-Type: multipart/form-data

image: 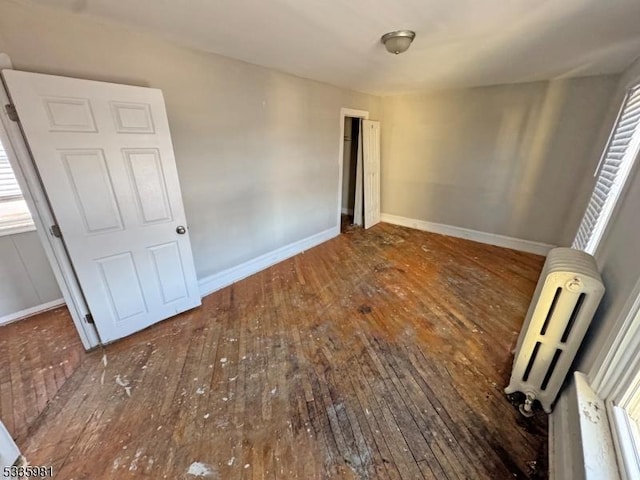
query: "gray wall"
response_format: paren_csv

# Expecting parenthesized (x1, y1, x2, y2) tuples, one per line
(0, 0, 380, 279)
(0, 230, 61, 319)
(573, 58, 640, 376)
(381, 76, 619, 246)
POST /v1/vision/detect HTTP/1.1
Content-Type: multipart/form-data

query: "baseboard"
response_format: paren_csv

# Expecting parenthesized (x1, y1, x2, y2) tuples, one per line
(198, 227, 339, 297)
(380, 213, 555, 256)
(0, 298, 65, 327)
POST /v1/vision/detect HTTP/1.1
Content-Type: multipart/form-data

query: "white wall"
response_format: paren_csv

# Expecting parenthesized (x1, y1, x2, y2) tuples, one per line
(381, 76, 619, 246)
(0, 0, 380, 281)
(0, 231, 61, 320)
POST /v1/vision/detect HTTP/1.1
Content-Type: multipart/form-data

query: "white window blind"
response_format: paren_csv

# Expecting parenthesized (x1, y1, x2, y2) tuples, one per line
(0, 140, 34, 233)
(573, 84, 640, 254)
(0, 141, 22, 199)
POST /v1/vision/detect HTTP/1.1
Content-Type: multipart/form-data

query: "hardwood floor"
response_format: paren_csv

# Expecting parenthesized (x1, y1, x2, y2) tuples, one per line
(2, 223, 548, 479)
(0, 306, 86, 444)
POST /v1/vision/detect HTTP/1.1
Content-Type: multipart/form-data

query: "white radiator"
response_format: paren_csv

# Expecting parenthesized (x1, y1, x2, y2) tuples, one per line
(505, 247, 604, 414)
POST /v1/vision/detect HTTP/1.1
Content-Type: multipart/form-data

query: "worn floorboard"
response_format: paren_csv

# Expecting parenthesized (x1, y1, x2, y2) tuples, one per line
(0, 306, 85, 444)
(1, 222, 548, 479)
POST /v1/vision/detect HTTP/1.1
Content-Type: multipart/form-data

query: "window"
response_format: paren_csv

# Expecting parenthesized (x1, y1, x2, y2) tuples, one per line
(605, 298, 640, 480)
(573, 84, 640, 254)
(0, 139, 34, 234)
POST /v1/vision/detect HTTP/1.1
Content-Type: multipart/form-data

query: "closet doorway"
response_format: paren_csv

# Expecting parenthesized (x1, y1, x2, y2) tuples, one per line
(337, 108, 381, 233)
(341, 116, 362, 231)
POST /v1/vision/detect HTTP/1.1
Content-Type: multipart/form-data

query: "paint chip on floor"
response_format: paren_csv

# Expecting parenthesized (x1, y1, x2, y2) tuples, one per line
(187, 462, 217, 478)
(115, 375, 132, 397)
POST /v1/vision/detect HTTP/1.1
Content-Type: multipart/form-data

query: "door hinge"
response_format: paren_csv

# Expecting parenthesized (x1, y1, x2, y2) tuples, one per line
(4, 104, 18, 122)
(50, 224, 62, 238)
(84, 313, 94, 324)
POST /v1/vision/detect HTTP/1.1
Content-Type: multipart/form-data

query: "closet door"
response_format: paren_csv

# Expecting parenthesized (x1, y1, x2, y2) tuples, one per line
(363, 120, 381, 229)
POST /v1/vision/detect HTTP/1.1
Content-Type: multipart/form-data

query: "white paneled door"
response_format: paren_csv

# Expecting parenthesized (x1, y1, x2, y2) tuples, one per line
(362, 120, 381, 229)
(2, 70, 201, 343)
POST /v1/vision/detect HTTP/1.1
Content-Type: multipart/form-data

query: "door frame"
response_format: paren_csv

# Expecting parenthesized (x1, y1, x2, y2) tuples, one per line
(337, 108, 368, 231)
(0, 53, 100, 349)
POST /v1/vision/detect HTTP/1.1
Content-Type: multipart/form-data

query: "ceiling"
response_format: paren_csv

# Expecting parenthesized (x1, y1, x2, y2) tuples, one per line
(26, 0, 640, 95)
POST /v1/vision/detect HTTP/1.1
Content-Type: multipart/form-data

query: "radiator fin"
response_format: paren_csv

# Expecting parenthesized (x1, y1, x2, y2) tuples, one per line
(522, 342, 541, 382)
(540, 287, 561, 336)
(541, 349, 562, 391)
(561, 293, 586, 343)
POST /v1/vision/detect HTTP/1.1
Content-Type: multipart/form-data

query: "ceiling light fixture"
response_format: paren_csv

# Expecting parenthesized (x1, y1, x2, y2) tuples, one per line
(381, 30, 416, 54)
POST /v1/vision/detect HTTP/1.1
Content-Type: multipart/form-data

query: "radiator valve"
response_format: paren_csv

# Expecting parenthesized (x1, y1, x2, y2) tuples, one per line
(519, 393, 536, 418)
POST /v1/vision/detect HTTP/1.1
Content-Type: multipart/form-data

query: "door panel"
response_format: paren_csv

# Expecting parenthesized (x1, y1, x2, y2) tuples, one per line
(43, 96, 97, 132)
(124, 149, 173, 224)
(363, 120, 381, 229)
(61, 149, 124, 233)
(97, 252, 147, 322)
(111, 102, 155, 133)
(3, 70, 201, 343)
(148, 242, 189, 304)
